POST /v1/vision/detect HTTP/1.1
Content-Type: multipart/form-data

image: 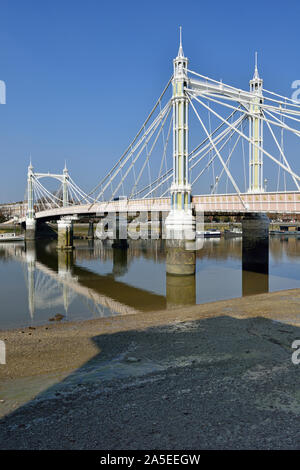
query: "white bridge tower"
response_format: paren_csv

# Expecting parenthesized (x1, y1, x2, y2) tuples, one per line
(25, 161, 36, 239)
(165, 28, 195, 238)
(248, 53, 264, 193)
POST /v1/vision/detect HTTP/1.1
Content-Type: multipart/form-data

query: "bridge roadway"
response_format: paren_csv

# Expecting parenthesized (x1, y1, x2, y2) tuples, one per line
(20, 191, 300, 223)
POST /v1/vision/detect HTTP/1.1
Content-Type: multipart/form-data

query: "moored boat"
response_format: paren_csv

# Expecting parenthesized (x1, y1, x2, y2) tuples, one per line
(0, 233, 25, 242)
(224, 228, 242, 238)
(196, 229, 221, 238)
(270, 230, 300, 236)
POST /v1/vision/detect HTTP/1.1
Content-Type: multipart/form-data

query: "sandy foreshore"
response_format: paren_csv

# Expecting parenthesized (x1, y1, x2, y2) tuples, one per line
(0, 289, 300, 449)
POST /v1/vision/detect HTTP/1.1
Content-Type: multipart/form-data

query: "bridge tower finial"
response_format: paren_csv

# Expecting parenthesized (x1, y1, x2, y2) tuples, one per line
(28, 155, 33, 172)
(253, 51, 260, 80)
(178, 26, 184, 58)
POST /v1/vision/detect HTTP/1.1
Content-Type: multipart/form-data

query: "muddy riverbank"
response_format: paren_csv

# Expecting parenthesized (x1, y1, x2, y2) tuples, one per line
(0, 288, 300, 449)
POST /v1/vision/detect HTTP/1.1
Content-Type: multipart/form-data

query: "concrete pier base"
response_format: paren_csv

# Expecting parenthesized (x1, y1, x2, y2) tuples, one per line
(242, 212, 269, 295)
(166, 239, 196, 276)
(112, 213, 129, 249)
(57, 217, 74, 251)
(25, 218, 36, 241)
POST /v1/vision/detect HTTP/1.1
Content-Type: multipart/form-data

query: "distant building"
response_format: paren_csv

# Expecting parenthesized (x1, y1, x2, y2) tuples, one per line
(0, 202, 27, 220)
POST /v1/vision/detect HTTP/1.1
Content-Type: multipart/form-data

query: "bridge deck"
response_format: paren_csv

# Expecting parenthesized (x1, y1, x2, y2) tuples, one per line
(193, 191, 300, 214)
(20, 191, 300, 223)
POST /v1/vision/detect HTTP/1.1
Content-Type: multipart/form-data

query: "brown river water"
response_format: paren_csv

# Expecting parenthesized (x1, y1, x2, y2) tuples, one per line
(0, 235, 299, 330)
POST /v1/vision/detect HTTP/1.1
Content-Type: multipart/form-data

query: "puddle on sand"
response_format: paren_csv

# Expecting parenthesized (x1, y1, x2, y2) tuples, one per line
(0, 371, 68, 418)
(0, 354, 165, 418)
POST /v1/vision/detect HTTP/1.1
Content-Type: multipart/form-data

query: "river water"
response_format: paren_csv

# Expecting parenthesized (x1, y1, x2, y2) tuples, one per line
(0, 235, 300, 330)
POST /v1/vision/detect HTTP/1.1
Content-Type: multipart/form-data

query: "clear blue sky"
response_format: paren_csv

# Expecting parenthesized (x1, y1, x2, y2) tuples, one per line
(0, 0, 300, 202)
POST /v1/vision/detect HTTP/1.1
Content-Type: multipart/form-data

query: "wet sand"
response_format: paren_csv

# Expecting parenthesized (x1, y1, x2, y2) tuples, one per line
(0, 289, 300, 449)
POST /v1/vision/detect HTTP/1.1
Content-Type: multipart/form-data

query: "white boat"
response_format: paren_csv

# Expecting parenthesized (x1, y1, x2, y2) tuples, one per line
(0, 233, 24, 242)
(196, 229, 221, 238)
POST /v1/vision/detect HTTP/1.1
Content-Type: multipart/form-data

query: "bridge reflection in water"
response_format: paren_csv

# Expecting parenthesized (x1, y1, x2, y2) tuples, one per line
(3, 235, 300, 327)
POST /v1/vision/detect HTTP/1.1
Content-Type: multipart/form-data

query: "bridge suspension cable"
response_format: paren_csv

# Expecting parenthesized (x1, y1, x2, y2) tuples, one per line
(187, 94, 247, 209)
(186, 88, 300, 190)
(87, 76, 173, 205)
(157, 113, 246, 199)
(131, 108, 244, 199)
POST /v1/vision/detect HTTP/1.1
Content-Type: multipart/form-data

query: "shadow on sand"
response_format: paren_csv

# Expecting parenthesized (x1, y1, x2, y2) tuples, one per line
(0, 313, 300, 450)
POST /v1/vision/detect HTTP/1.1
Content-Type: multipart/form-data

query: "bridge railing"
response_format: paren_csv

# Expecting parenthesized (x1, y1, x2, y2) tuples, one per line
(193, 192, 300, 213)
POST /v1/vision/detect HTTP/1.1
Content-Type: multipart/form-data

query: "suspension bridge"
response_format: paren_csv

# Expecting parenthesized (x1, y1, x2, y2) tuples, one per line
(20, 30, 300, 245)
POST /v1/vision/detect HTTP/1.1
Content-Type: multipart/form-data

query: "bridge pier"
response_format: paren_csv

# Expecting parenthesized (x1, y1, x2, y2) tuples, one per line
(166, 239, 196, 276)
(242, 212, 269, 295)
(87, 220, 94, 240)
(57, 217, 74, 251)
(112, 212, 129, 249)
(166, 239, 196, 307)
(25, 218, 36, 241)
